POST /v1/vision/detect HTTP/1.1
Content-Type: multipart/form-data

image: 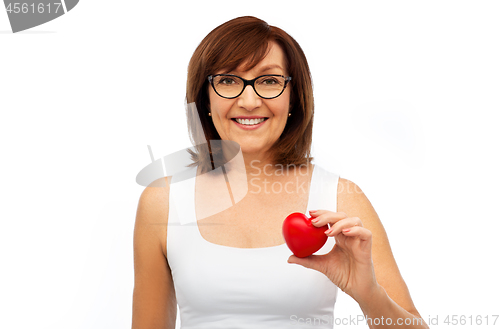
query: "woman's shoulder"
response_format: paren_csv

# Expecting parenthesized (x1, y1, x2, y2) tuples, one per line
(138, 176, 171, 207)
(335, 176, 381, 229)
(311, 164, 357, 192)
(136, 176, 172, 259)
(311, 164, 368, 214)
(337, 177, 363, 197)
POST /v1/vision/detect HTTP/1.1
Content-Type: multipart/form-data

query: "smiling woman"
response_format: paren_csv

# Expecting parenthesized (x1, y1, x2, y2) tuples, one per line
(206, 41, 293, 165)
(185, 17, 315, 174)
(132, 16, 429, 329)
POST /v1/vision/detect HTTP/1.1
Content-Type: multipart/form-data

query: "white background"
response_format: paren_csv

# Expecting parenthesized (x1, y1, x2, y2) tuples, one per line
(1, 1, 499, 328)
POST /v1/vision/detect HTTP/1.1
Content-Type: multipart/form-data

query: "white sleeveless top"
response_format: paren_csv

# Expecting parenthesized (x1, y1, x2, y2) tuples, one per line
(167, 164, 340, 328)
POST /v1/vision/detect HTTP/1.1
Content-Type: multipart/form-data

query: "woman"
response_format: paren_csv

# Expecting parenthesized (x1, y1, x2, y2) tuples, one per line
(132, 16, 428, 328)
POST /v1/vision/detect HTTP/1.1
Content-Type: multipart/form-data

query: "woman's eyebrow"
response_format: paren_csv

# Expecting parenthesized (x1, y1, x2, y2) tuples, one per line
(223, 64, 285, 76)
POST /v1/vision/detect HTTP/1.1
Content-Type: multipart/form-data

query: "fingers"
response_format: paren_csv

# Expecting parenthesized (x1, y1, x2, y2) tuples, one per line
(287, 254, 325, 273)
(310, 210, 348, 227)
(324, 216, 363, 237)
(309, 210, 367, 240)
(339, 226, 372, 241)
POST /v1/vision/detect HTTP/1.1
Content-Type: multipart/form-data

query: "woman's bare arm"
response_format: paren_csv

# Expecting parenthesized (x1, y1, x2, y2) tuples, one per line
(132, 178, 176, 329)
(337, 178, 427, 328)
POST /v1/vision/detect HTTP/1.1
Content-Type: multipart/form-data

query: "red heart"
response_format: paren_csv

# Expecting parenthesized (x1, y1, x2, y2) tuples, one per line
(282, 212, 329, 258)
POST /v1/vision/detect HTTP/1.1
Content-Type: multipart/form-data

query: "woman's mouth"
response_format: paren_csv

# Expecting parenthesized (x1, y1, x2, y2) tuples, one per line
(231, 117, 268, 130)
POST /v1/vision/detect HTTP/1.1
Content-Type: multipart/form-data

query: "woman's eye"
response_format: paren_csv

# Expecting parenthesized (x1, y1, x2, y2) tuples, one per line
(262, 78, 278, 85)
(220, 78, 235, 85)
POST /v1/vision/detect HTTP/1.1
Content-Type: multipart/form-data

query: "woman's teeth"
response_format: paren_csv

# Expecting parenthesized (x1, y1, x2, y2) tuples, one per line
(234, 118, 266, 125)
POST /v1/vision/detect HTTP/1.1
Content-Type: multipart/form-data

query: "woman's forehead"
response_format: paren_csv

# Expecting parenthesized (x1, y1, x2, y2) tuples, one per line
(216, 42, 287, 75)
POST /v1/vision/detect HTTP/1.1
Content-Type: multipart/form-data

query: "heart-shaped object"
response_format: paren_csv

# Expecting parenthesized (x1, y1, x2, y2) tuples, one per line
(282, 212, 329, 258)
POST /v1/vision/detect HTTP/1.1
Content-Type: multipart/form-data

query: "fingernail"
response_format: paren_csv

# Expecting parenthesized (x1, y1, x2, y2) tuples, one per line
(343, 228, 351, 233)
(311, 218, 319, 222)
(309, 210, 317, 213)
(324, 229, 332, 234)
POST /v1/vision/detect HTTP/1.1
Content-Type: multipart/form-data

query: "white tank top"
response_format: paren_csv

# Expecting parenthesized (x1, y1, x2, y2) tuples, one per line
(167, 164, 340, 328)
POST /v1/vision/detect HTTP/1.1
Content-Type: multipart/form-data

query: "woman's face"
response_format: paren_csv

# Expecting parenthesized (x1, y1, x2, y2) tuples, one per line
(208, 41, 291, 161)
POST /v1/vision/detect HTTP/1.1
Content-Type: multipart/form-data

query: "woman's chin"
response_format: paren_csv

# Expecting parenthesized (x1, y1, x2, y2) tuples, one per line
(239, 145, 271, 158)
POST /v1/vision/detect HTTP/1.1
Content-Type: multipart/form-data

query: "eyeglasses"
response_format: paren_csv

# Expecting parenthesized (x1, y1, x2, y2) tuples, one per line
(208, 74, 292, 99)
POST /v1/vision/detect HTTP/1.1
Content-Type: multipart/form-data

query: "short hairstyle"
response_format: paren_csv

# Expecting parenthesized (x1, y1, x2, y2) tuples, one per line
(186, 16, 314, 173)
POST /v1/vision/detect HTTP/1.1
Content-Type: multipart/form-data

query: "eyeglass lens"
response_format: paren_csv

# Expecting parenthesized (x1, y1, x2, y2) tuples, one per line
(212, 75, 286, 98)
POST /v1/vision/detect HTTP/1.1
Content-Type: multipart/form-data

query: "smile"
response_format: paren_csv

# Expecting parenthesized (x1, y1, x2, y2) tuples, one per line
(234, 118, 266, 125)
(231, 117, 268, 130)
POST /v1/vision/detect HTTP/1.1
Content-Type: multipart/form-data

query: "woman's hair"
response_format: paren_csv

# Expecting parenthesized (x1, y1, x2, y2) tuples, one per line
(186, 16, 314, 173)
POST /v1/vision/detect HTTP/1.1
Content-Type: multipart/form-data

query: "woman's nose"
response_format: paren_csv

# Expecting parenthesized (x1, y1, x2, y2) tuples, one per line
(237, 85, 262, 111)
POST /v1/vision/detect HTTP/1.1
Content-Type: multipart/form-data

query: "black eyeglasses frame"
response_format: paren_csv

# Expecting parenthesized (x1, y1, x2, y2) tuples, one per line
(207, 74, 292, 99)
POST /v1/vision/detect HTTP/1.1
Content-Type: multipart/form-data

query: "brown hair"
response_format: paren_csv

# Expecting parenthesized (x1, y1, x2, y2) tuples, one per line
(186, 16, 314, 173)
